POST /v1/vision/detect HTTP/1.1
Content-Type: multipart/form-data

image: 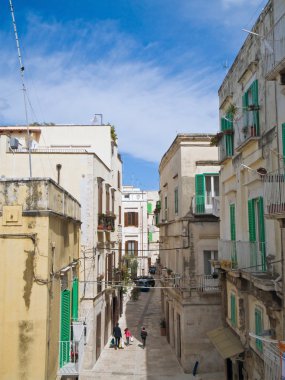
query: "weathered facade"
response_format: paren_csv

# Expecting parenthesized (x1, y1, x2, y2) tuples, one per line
(157, 134, 223, 375)
(146, 190, 160, 265)
(0, 124, 123, 376)
(212, 1, 285, 378)
(0, 178, 80, 380)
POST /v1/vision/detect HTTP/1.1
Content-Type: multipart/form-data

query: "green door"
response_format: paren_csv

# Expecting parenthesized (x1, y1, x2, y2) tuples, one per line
(255, 308, 263, 352)
(60, 289, 71, 367)
(257, 197, 266, 271)
(230, 204, 237, 266)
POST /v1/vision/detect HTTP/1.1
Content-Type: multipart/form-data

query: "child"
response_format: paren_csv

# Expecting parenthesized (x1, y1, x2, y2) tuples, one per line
(141, 327, 148, 348)
(124, 327, 132, 345)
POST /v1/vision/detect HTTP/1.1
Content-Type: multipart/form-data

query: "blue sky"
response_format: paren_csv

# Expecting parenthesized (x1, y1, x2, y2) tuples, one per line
(0, 0, 268, 190)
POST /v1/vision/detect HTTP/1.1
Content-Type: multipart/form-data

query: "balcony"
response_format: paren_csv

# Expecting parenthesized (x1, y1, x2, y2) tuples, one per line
(235, 119, 260, 150)
(97, 213, 116, 232)
(263, 12, 285, 78)
(193, 274, 220, 293)
(218, 240, 266, 272)
(263, 170, 285, 218)
(192, 196, 220, 216)
(58, 322, 85, 377)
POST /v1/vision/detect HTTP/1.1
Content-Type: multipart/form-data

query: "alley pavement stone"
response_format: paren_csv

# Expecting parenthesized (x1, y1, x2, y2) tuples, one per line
(80, 283, 223, 380)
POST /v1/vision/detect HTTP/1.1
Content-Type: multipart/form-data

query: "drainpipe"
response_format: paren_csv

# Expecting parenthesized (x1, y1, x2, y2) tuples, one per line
(56, 164, 62, 185)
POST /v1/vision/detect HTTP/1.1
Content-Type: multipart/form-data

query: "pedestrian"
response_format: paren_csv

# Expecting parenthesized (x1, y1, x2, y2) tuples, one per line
(124, 327, 132, 345)
(113, 323, 122, 349)
(141, 326, 148, 348)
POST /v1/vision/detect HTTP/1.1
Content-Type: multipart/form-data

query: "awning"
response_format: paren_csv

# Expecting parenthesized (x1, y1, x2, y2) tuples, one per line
(207, 327, 244, 359)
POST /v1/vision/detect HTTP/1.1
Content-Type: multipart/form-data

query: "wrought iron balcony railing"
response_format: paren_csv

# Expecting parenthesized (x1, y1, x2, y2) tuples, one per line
(218, 240, 266, 272)
(262, 170, 285, 218)
(192, 196, 220, 216)
(97, 213, 116, 232)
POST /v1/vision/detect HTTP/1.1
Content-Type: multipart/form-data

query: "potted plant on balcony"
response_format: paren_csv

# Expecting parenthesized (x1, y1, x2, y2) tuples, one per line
(160, 318, 166, 336)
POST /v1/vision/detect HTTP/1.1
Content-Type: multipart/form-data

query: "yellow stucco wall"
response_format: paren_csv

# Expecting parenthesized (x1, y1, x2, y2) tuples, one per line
(0, 179, 80, 380)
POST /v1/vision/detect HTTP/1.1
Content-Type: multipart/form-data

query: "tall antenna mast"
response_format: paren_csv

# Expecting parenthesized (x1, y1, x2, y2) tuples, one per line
(9, 0, 32, 177)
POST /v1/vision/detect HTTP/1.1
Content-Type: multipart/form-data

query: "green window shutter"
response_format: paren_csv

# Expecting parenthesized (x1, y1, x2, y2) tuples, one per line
(255, 308, 263, 352)
(282, 123, 285, 166)
(60, 289, 71, 367)
(174, 188, 178, 214)
(257, 197, 266, 271)
(195, 174, 205, 213)
(242, 92, 249, 128)
(248, 199, 256, 242)
(230, 293, 236, 326)
(72, 278, 79, 321)
(230, 204, 236, 241)
(251, 80, 260, 135)
(147, 202, 152, 214)
(148, 232, 153, 242)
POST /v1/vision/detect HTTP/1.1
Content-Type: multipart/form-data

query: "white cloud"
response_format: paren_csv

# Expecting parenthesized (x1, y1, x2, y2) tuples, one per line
(0, 18, 220, 162)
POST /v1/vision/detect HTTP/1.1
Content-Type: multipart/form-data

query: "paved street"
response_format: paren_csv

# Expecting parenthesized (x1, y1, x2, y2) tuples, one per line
(80, 284, 223, 380)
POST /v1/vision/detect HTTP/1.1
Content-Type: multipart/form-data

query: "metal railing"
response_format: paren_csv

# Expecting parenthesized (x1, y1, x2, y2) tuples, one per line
(192, 196, 219, 216)
(218, 240, 266, 272)
(97, 213, 116, 231)
(263, 12, 285, 76)
(262, 170, 285, 217)
(194, 275, 220, 292)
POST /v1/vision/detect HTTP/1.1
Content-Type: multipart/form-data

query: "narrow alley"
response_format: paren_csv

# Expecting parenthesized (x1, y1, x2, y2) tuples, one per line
(81, 284, 193, 380)
(80, 282, 223, 380)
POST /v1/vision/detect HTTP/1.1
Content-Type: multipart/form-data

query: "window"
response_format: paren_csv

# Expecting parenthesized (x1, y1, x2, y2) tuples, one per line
(98, 181, 103, 214)
(72, 278, 78, 321)
(282, 123, 285, 167)
(147, 202, 152, 214)
(248, 197, 266, 270)
(60, 289, 71, 367)
(174, 187, 178, 214)
(118, 206, 121, 225)
(230, 204, 237, 266)
(221, 115, 234, 156)
(195, 174, 219, 213)
(125, 240, 138, 256)
(124, 212, 138, 227)
(148, 232, 153, 242)
(111, 189, 115, 214)
(230, 293, 237, 327)
(117, 171, 121, 189)
(242, 79, 260, 136)
(106, 186, 110, 213)
(255, 307, 263, 352)
(203, 250, 218, 275)
(164, 195, 168, 220)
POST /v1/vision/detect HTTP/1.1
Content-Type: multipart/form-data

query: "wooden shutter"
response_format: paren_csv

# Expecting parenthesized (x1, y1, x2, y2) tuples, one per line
(134, 212, 138, 227)
(248, 199, 256, 242)
(255, 308, 263, 352)
(282, 123, 285, 166)
(72, 278, 78, 321)
(124, 212, 128, 227)
(242, 92, 249, 128)
(230, 204, 236, 241)
(147, 202, 152, 214)
(134, 241, 138, 256)
(60, 289, 71, 367)
(125, 241, 128, 255)
(148, 232, 153, 242)
(195, 174, 205, 213)
(258, 196, 266, 271)
(230, 293, 236, 326)
(251, 80, 260, 135)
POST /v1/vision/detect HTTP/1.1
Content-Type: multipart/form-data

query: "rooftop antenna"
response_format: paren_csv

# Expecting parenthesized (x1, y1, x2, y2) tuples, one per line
(9, 0, 32, 177)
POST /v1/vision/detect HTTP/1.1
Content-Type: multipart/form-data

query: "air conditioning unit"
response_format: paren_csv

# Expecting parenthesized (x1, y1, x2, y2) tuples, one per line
(10, 137, 19, 149)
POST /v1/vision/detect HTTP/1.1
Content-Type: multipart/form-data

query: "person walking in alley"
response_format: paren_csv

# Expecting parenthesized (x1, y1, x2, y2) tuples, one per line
(113, 323, 122, 349)
(124, 327, 132, 346)
(141, 327, 148, 348)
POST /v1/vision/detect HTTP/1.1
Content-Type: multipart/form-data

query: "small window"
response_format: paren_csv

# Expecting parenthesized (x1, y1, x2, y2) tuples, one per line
(203, 250, 218, 275)
(124, 212, 138, 227)
(174, 188, 178, 214)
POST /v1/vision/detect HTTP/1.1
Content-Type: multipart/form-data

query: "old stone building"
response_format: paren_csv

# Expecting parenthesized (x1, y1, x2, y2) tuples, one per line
(210, 1, 285, 378)
(0, 123, 122, 376)
(0, 178, 81, 380)
(157, 134, 223, 375)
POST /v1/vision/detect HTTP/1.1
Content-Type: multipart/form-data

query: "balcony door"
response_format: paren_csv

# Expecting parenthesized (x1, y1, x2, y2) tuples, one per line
(205, 175, 219, 210)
